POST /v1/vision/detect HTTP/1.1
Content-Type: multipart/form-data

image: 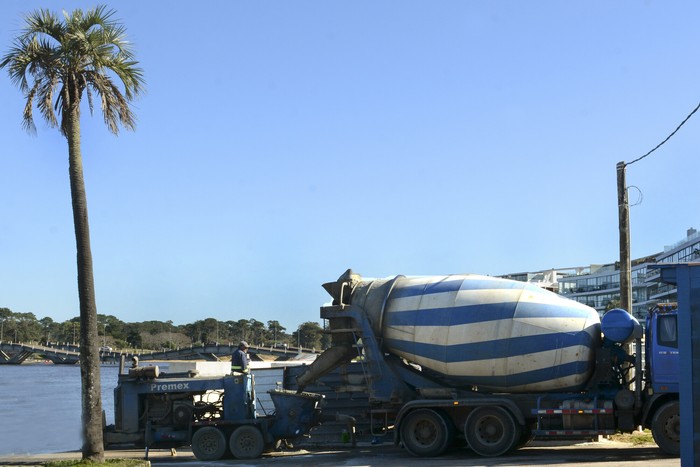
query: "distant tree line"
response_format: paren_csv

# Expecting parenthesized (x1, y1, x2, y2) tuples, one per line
(0, 307, 328, 351)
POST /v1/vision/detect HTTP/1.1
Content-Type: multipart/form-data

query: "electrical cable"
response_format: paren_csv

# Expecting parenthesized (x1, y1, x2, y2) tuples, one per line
(627, 185, 643, 207)
(627, 100, 700, 166)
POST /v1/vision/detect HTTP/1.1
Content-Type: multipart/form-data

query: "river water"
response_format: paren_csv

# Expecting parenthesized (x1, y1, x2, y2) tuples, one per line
(0, 364, 120, 455)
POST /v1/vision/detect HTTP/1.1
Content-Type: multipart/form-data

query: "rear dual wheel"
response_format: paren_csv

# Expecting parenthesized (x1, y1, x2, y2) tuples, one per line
(400, 409, 454, 457)
(465, 406, 521, 457)
(230, 425, 265, 459)
(191, 427, 227, 461)
(191, 425, 265, 461)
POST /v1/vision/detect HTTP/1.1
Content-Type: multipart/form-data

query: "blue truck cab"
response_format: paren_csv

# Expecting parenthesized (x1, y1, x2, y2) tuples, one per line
(646, 303, 680, 394)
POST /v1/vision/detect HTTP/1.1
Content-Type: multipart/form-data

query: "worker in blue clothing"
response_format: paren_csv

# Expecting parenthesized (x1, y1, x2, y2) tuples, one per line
(231, 340, 250, 373)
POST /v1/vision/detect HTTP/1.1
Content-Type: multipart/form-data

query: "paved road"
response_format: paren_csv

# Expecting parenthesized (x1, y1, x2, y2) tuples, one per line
(0, 440, 679, 467)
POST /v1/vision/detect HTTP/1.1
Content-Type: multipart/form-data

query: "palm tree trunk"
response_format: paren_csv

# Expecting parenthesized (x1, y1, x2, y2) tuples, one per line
(65, 104, 104, 462)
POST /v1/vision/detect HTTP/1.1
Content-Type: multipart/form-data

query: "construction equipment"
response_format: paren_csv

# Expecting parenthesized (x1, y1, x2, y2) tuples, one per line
(103, 362, 323, 461)
(297, 269, 681, 457)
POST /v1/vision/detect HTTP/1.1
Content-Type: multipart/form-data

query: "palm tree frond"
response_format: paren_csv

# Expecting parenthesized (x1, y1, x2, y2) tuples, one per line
(86, 85, 94, 116)
(22, 82, 38, 135)
(37, 72, 59, 128)
(23, 9, 66, 45)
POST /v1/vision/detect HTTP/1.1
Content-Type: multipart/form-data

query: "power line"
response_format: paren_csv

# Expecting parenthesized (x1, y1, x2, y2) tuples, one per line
(627, 100, 700, 166)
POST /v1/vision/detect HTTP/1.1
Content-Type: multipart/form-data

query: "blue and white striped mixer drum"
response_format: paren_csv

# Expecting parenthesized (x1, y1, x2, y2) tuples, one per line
(355, 274, 601, 393)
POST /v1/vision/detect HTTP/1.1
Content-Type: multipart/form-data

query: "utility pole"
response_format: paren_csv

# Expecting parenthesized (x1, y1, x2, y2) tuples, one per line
(617, 161, 632, 314)
(614, 100, 700, 317)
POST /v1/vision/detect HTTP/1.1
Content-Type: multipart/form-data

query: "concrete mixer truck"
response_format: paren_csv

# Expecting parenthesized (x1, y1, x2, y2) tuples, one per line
(296, 269, 681, 457)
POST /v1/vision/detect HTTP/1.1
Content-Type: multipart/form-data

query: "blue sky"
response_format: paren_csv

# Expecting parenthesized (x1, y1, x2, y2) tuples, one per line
(1, 1, 699, 330)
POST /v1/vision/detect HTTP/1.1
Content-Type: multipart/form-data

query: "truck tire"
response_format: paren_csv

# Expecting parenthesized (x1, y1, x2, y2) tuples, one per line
(191, 427, 227, 461)
(230, 425, 265, 459)
(400, 408, 453, 457)
(651, 401, 680, 456)
(465, 406, 520, 457)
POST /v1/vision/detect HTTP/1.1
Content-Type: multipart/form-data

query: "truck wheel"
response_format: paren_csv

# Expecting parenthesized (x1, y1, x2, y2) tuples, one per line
(191, 427, 227, 461)
(400, 408, 453, 457)
(465, 406, 520, 457)
(230, 425, 265, 459)
(651, 401, 680, 456)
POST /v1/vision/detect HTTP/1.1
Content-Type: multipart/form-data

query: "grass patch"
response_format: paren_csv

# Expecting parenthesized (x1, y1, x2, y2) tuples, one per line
(609, 430, 656, 446)
(45, 460, 148, 467)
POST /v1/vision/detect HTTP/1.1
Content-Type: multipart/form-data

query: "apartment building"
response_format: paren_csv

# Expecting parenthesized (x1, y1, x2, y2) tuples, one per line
(504, 228, 700, 321)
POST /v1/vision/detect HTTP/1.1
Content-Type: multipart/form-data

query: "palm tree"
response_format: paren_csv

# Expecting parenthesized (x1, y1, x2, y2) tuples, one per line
(1, 6, 144, 461)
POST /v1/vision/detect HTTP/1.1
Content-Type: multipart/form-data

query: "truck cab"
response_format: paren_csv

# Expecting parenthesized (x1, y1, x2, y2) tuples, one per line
(646, 303, 680, 394)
